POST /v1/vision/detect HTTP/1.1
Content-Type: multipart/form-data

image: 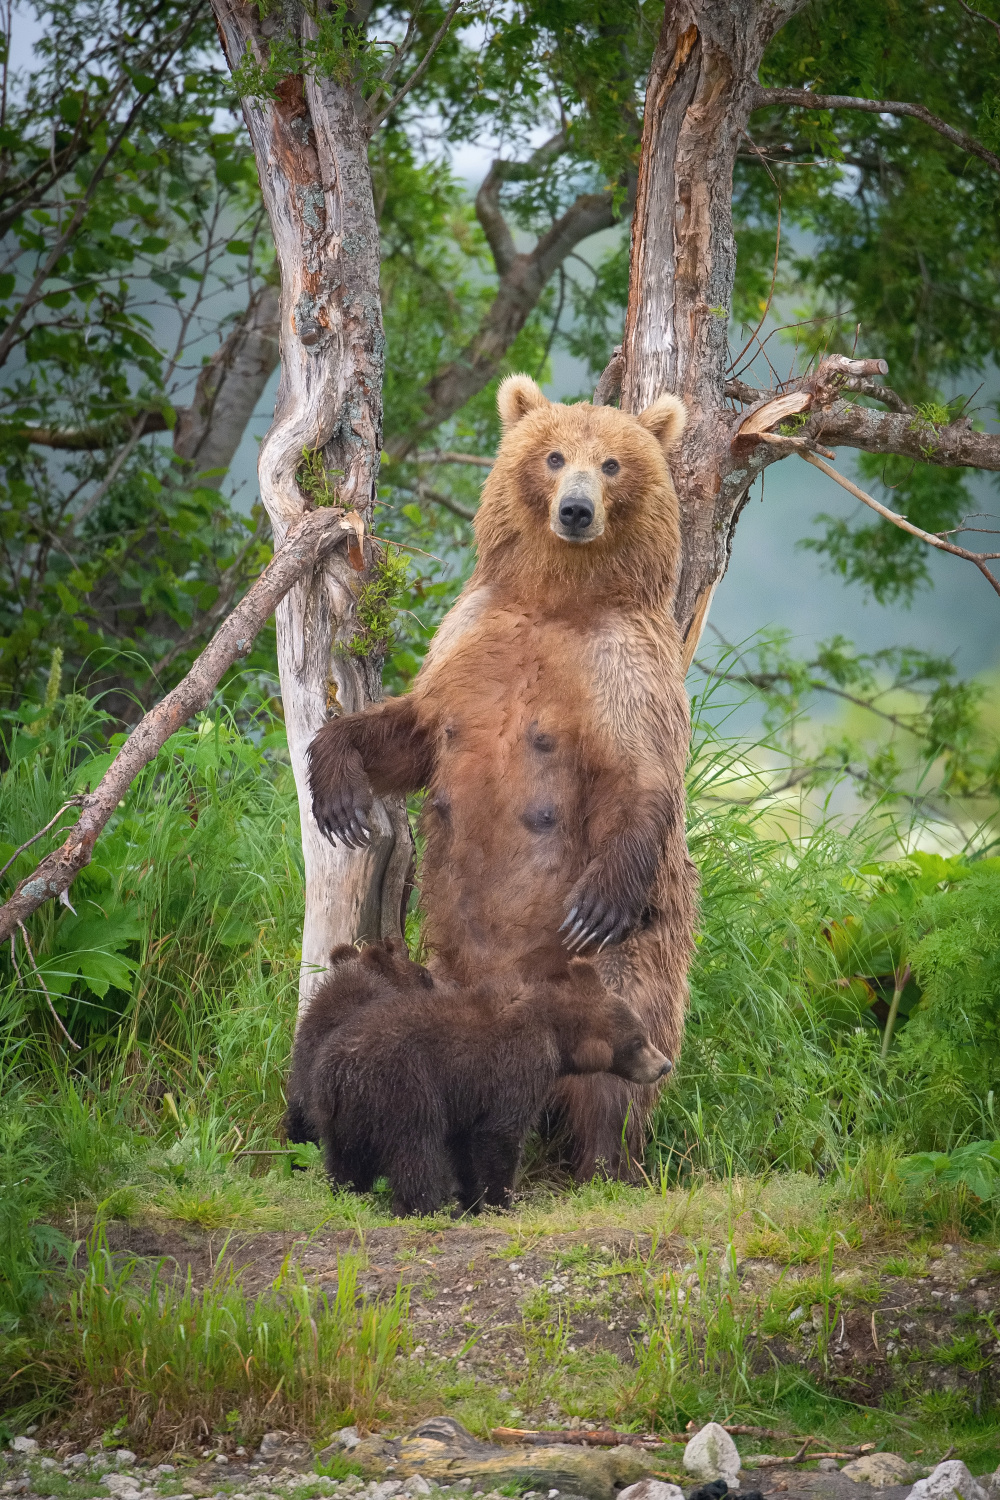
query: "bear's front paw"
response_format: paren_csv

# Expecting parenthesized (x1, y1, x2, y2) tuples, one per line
(560, 874, 641, 954)
(312, 777, 374, 849)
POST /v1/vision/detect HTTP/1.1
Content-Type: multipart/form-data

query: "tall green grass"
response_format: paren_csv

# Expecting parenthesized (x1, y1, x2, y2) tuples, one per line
(7, 1226, 408, 1444)
(2, 686, 1000, 1359)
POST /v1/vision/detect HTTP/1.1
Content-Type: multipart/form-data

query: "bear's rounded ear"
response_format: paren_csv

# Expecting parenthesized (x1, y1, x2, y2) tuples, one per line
(637, 392, 687, 454)
(571, 1037, 614, 1074)
(497, 374, 549, 431)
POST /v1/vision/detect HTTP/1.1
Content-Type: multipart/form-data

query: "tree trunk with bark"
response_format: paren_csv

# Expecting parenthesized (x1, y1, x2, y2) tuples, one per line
(211, 0, 412, 1012)
(617, 0, 1000, 659)
(619, 0, 805, 656)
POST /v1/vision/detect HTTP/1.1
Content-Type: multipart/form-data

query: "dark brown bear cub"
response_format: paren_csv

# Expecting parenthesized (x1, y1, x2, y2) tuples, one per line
(285, 942, 671, 1218)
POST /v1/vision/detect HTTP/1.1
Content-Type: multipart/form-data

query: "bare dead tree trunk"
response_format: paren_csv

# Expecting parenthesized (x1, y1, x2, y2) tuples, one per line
(212, 0, 412, 1013)
(174, 282, 281, 480)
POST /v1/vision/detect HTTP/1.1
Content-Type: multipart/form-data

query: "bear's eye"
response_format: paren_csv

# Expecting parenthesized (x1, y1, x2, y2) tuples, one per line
(547, 451, 565, 470)
(602, 458, 620, 476)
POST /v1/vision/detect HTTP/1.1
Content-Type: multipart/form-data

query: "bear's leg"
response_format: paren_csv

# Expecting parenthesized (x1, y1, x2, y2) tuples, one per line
(469, 1128, 523, 1211)
(284, 1097, 316, 1146)
(308, 695, 434, 849)
(323, 1135, 378, 1194)
(388, 1137, 453, 1218)
(548, 1074, 651, 1183)
(449, 1133, 483, 1214)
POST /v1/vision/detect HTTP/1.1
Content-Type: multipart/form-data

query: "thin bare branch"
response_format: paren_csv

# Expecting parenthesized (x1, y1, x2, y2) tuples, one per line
(958, 0, 1000, 45)
(415, 481, 476, 521)
(750, 85, 1000, 177)
(16, 921, 81, 1051)
(796, 449, 1000, 600)
(366, 0, 464, 135)
(0, 799, 85, 884)
(409, 449, 494, 469)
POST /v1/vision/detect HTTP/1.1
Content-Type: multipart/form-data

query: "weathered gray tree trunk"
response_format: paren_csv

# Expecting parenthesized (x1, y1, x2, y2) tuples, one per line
(174, 283, 281, 481)
(211, 0, 411, 1012)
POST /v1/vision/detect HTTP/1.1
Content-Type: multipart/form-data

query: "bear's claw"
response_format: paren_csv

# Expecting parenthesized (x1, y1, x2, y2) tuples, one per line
(315, 797, 372, 848)
(561, 882, 639, 952)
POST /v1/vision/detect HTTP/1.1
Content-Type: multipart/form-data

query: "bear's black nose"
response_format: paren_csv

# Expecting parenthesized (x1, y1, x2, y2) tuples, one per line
(558, 495, 594, 533)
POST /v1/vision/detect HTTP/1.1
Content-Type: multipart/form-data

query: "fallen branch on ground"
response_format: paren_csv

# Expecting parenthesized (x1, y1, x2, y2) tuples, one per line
(0, 507, 363, 944)
(491, 1427, 877, 1458)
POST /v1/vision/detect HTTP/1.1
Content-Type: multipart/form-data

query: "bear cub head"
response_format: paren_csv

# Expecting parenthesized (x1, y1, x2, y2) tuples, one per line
(473, 374, 687, 599)
(549, 960, 672, 1085)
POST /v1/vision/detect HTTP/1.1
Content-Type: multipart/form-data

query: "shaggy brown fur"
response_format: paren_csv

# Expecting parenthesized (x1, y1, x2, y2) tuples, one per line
(284, 940, 670, 1217)
(308, 377, 698, 1180)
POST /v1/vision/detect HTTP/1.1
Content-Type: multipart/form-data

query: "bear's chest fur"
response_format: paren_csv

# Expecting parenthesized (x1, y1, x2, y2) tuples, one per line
(415, 602, 602, 978)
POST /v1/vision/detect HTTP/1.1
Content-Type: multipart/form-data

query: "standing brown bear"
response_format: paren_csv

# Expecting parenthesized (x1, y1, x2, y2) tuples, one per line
(308, 376, 697, 1179)
(285, 940, 671, 1217)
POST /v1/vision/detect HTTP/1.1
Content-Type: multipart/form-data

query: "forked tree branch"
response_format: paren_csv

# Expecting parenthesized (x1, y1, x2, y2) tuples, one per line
(386, 156, 637, 457)
(750, 85, 1000, 176)
(0, 508, 362, 944)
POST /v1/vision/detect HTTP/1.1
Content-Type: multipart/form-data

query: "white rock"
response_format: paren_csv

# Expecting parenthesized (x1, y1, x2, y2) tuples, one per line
(402, 1480, 433, 1498)
(327, 1429, 361, 1454)
(40, 1460, 58, 1472)
(258, 1435, 287, 1461)
(115, 1453, 138, 1469)
(371, 1485, 403, 1500)
(215, 1457, 229, 1466)
(154, 1467, 176, 1476)
(11, 1439, 39, 1456)
(908, 1463, 988, 1500)
(103, 1473, 140, 1498)
(619, 1481, 686, 1500)
(842, 1455, 918, 1488)
(67, 1456, 90, 1469)
(683, 1424, 741, 1489)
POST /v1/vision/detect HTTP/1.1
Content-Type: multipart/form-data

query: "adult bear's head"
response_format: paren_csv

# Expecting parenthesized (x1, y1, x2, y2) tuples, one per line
(472, 374, 687, 606)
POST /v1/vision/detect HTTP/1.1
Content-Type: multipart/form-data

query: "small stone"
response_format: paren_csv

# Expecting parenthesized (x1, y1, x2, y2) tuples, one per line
(684, 1424, 741, 1490)
(11, 1439, 39, 1456)
(908, 1463, 988, 1500)
(619, 1483, 686, 1500)
(214, 1458, 229, 1467)
(104, 1475, 140, 1497)
(236, 1450, 247, 1459)
(68, 1456, 90, 1469)
(327, 1429, 361, 1454)
(817, 1461, 840, 1474)
(842, 1456, 918, 1489)
(258, 1437, 287, 1462)
(788, 1306, 806, 1323)
(116, 1453, 138, 1470)
(371, 1485, 403, 1500)
(40, 1460, 58, 1472)
(154, 1467, 176, 1476)
(402, 1481, 433, 1498)
(24, 1429, 38, 1438)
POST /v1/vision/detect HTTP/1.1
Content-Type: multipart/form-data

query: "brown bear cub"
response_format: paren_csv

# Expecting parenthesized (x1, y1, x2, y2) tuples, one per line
(308, 376, 697, 1180)
(284, 940, 670, 1218)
